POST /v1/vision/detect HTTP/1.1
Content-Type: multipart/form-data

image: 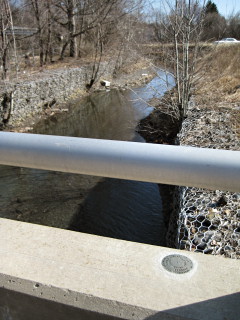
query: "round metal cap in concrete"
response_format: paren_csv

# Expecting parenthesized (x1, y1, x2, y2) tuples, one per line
(162, 254, 193, 274)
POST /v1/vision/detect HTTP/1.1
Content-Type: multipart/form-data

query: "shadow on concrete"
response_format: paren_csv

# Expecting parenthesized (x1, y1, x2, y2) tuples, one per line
(145, 292, 240, 320)
(0, 288, 239, 320)
(0, 288, 122, 320)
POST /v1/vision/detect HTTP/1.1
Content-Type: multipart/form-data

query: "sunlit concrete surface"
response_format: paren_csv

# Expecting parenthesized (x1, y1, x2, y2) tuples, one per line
(0, 218, 239, 320)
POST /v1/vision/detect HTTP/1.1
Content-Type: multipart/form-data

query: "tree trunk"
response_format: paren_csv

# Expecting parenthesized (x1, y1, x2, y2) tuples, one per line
(60, 40, 70, 60)
(68, 0, 76, 57)
(30, 0, 44, 67)
(2, 48, 8, 80)
(45, 0, 53, 63)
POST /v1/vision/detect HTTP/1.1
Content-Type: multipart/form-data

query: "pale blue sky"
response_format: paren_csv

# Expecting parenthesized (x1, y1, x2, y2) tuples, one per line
(214, 0, 240, 16)
(150, 1, 240, 17)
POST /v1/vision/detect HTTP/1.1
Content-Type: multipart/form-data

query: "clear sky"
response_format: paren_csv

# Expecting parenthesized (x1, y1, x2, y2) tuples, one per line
(214, 0, 240, 17)
(150, 1, 240, 17)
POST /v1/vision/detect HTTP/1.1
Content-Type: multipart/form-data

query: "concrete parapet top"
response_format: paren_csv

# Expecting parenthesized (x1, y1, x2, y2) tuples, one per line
(0, 218, 239, 320)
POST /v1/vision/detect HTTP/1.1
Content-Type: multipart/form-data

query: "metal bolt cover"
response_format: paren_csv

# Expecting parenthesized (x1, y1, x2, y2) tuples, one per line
(162, 254, 193, 274)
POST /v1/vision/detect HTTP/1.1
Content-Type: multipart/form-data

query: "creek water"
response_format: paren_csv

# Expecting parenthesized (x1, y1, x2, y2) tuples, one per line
(0, 71, 174, 246)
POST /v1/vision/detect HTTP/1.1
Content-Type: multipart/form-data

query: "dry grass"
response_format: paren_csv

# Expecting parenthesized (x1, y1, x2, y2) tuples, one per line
(195, 44, 240, 136)
(196, 44, 240, 96)
(3, 51, 149, 84)
(1, 55, 93, 84)
(144, 42, 240, 134)
(120, 59, 150, 75)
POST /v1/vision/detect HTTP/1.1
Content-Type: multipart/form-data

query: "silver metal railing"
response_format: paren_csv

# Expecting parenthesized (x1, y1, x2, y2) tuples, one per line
(0, 132, 239, 192)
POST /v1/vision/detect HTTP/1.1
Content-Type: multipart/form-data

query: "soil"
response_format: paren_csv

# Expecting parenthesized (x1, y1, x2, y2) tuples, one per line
(137, 91, 181, 145)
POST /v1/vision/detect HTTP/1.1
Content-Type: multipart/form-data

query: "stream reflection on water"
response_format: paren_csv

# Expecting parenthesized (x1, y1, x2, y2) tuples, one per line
(0, 71, 174, 246)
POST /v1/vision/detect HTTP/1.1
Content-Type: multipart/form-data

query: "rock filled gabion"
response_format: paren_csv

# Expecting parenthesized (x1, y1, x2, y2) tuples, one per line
(177, 105, 240, 259)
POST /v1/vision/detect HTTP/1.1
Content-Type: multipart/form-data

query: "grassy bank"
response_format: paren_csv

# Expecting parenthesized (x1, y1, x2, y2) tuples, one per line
(195, 44, 240, 136)
(142, 42, 240, 136)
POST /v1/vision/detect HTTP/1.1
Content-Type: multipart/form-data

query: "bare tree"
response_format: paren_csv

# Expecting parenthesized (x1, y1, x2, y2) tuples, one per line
(28, 0, 46, 66)
(20, 0, 62, 66)
(86, 23, 104, 89)
(152, 0, 207, 119)
(51, 0, 77, 58)
(0, 0, 17, 79)
(52, 0, 141, 59)
(201, 12, 226, 41)
(0, 0, 145, 77)
(82, 0, 144, 88)
(44, 0, 54, 63)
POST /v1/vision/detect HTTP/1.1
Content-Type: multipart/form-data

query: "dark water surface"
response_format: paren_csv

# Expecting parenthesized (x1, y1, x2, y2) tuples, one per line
(0, 72, 174, 246)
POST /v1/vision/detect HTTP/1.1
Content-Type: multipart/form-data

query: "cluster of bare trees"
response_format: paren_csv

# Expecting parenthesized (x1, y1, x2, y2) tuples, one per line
(168, 0, 206, 118)
(150, 0, 240, 119)
(0, 0, 143, 81)
(150, 1, 207, 118)
(1, 0, 239, 117)
(153, 1, 240, 44)
(201, 0, 240, 41)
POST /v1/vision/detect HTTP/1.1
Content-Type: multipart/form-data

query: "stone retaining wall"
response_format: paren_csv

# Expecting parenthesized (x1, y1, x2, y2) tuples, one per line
(0, 62, 114, 127)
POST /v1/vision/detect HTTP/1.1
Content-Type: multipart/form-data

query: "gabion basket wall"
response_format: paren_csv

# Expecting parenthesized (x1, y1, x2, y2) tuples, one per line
(176, 104, 240, 259)
(177, 187, 240, 259)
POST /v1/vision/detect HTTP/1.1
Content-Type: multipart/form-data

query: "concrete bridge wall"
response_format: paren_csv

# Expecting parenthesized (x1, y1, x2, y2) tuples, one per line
(0, 218, 239, 320)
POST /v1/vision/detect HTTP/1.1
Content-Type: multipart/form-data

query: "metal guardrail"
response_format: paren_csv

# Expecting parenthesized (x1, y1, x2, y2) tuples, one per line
(0, 132, 239, 192)
(5, 27, 38, 36)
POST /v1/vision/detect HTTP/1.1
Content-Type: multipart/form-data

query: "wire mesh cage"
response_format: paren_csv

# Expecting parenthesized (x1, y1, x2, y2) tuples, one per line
(177, 187, 240, 259)
(175, 102, 240, 259)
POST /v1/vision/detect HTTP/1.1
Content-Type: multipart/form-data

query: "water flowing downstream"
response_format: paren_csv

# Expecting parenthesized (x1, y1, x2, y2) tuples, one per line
(0, 71, 175, 246)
